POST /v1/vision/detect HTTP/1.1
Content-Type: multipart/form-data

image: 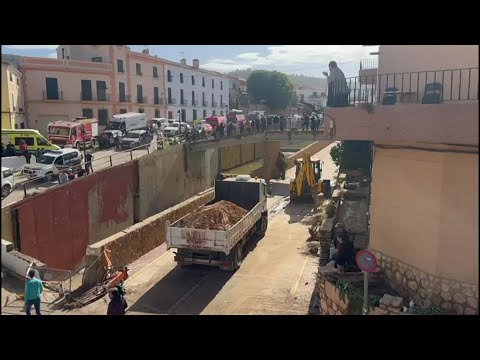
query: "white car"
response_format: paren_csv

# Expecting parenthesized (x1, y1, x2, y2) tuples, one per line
(22, 148, 83, 182)
(163, 122, 190, 137)
(1, 167, 15, 197)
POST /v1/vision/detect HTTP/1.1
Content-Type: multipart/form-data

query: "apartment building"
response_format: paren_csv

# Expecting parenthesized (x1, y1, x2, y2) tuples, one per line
(164, 58, 229, 122)
(295, 85, 327, 109)
(228, 75, 251, 112)
(1, 61, 26, 129)
(326, 45, 479, 314)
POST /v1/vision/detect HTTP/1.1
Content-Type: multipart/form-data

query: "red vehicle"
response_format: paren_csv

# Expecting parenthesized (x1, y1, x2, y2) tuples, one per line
(205, 116, 227, 131)
(227, 113, 247, 131)
(47, 117, 99, 149)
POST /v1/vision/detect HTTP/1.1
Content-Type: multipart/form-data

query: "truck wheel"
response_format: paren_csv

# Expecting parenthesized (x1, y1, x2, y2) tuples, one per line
(233, 244, 243, 270)
(256, 214, 268, 236)
(1, 184, 11, 197)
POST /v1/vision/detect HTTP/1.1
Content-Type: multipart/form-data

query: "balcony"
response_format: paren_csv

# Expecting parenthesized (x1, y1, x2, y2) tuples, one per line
(154, 97, 164, 105)
(359, 59, 378, 83)
(325, 67, 479, 146)
(168, 98, 177, 105)
(43, 90, 64, 101)
(119, 94, 131, 103)
(192, 100, 198, 106)
(212, 101, 218, 107)
(81, 92, 111, 101)
(202, 101, 209, 107)
(96, 93, 110, 101)
(137, 96, 147, 104)
(180, 99, 188, 106)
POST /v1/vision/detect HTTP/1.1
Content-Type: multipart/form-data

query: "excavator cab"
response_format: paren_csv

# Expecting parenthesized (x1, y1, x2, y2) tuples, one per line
(289, 153, 323, 202)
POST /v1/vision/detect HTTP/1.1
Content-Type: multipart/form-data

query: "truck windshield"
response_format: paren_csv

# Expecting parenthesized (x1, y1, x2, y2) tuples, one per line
(105, 121, 123, 130)
(48, 127, 70, 136)
(38, 155, 56, 165)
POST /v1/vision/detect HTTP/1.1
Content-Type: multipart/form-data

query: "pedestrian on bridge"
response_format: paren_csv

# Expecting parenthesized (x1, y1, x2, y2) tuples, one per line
(107, 287, 128, 315)
(85, 151, 94, 174)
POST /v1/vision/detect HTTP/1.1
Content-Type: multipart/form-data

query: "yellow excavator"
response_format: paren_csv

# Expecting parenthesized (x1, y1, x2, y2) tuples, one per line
(289, 153, 324, 202)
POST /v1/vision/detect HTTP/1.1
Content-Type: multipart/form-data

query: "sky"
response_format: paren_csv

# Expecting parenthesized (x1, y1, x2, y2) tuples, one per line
(1, 45, 378, 78)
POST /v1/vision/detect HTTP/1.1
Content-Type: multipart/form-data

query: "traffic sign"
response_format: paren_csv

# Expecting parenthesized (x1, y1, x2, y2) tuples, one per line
(356, 250, 378, 273)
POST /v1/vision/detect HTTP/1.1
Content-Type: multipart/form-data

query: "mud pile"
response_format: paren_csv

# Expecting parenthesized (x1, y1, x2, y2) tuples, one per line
(179, 200, 247, 230)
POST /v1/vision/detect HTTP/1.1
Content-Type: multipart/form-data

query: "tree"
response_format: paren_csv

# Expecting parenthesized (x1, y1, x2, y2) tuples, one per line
(247, 70, 294, 110)
(330, 141, 372, 170)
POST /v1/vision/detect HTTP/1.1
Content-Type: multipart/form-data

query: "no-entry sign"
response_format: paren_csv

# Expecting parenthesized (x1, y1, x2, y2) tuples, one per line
(356, 250, 378, 273)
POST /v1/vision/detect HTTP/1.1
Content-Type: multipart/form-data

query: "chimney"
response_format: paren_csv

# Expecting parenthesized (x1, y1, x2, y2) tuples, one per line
(180, 58, 187, 65)
(192, 59, 199, 69)
(142, 49, 149, 55)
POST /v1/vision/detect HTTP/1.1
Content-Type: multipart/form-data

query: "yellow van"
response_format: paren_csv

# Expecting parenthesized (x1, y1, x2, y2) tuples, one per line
(1, 129, 60, 155)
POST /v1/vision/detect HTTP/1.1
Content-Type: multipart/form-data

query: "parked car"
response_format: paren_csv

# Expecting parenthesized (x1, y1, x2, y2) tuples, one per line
(121, 130, 153, 149)
(163, 122, 190, 137)
(149, 118, 170, 131)
(1, 167, 15, 197)
(22, 148, 83, 182)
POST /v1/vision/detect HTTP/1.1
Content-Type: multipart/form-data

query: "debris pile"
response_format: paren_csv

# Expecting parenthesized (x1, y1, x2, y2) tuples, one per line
(179, 200, 247, 230)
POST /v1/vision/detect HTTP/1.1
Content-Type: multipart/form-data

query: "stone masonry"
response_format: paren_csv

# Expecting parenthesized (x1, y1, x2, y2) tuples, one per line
(372, 250, 479, 315)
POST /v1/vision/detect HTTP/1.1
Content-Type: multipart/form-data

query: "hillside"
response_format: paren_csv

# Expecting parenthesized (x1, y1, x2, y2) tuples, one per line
(228, 69, 327, 89)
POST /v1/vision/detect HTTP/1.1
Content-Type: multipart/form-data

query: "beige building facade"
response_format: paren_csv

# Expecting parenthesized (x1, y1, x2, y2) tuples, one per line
(1, 61, 26, 129)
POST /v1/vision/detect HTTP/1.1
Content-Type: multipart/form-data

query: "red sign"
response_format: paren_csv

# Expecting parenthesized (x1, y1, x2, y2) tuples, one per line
(356, 250, 378, 273)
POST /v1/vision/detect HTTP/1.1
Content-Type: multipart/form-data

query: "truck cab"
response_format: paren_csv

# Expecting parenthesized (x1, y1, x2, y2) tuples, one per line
(47, 118, 98, 150)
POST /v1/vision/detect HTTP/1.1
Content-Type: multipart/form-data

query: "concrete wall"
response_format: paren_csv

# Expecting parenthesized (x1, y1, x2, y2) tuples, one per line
(2, 239, 44, 280)
(83, 189, 214, 285)
(325, 102, 478, 146)
(370, 147, 479, 284)
(184, 147, 218, 200)
(1, 206, 14, 243)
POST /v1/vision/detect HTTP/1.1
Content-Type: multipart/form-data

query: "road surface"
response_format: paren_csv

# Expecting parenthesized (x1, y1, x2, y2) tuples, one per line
(43, 142, 339, 315)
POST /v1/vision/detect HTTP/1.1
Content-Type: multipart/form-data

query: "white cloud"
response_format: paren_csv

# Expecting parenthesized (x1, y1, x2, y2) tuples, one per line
(203, 45, 378, 74)
(5, 45, 59, 50)
(48, 51, 58, 58)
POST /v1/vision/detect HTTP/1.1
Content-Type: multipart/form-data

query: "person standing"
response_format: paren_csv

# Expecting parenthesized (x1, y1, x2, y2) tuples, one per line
(261, 116, 266, 133)
(20, 140, 31, 164)
(85, 151, 94, 174)
(107, 288, 128, 315)
(239, 121, 245, 135)
(323, 61, 348, 107)
(25, 270, 43, 316)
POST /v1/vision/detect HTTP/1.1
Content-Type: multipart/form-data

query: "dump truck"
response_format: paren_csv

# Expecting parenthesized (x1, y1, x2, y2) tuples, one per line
(166, 174, 268, 271)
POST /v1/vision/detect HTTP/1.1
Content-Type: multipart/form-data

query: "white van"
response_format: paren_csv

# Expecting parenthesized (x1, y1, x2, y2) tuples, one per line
(23, 148, 82, 182)
(1, 167, 15, 197)
(149, 118, 170, 131)
(105, 112, 147, 133)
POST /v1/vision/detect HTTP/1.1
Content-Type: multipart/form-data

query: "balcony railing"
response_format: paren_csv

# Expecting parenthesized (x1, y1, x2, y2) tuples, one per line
(169, 98, 176, 105)
(96, 93, 110, 101)
(137, 96, 147, 104)
(80, 92, 93, 101)
(212, 101, 218, 107)
(154, 97, 164, 105)
(202, 101, 209, 106)
(331, 67, 478, 107)
(180, 99, 188, 106)
(81, 92, 111, 101)
(43, 90, 64, 101)
(360, 59, 378, 70)
(119, 94, 131, 103)
(192, 100, 198, 106)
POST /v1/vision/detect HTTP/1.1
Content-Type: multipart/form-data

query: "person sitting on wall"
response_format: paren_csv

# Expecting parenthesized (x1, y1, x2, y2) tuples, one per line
(334, 233, 354, 273)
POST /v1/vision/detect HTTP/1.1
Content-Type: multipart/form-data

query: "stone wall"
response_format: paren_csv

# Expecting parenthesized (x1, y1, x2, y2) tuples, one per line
(372, 250, 479, 315)
(82, 189, 214, 285)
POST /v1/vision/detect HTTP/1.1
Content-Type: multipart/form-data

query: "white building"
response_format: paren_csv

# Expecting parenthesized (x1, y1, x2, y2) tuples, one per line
(164, 58, 229, 122)
(295, 85, 328, 109)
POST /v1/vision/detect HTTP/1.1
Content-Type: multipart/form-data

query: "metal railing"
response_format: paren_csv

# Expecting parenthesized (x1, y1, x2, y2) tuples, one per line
(336, 67, 479, 107)
(154, 97, 164, 105)
(360, 59, 378, 70)
(96, 93, 110, 101)
(169, 98, 177, 105)
(137, 96, 148, 104)
(202, 101, 209, 106)
(43, 90, 64, 101)
(119, 94, 131, 103)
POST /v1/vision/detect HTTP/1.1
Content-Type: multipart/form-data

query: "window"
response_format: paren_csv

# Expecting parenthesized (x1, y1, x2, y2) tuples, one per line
(16, 77, 19, 86)
(202, 77, 205, 87)
(167, 70, 172, 82)
(192, 76, 195, 85)
(120, 109, 127, 114)
(20, 123, 25, 129)
(211, 94, 214, 105)
(81, 80, 92, 101)
(37, 137, 49, 146)
(220, 94, 223, 106)
(181, 109, 186, 122)
(212, 79, 214, 88)
(119, 82, 126, 102)
(46, 77, 59, 100)
(168, 88, 173, 103)
(137, 84, 143, 103)
(180, 73, 184, 83)
(117, 59, 125, 73)
(212, 110, 216, 116)
(192, 91, 195, 104)
(9, 72, 13, 82)
(96, 80, 107, 101)
(155, 109, 161, 118)
(168, 111, 173, 119)
(203, 110, 207, 118)
(61, 48, 65, 59)
(91, 57, 103, 63)
(220, 81, 223, 90)
(192, 109, 197, 120)
(154, 87, 160, 104)
(321, 92, 326, 97)
(180, 89, 184, 105)
(98, 109, 108, 126)
(71, 127, 77, 137)
(300, 94, 305, 102)
(138, 108, 144, 113)
(153, 66, 158, 78)
(202, 92, 205, 105)
(136, 63, 142, 75)
(220, 111, 224, 116)
(82, 108, 94, 118)
(15, 137, 34, 146)
(54, 156, 64, 165)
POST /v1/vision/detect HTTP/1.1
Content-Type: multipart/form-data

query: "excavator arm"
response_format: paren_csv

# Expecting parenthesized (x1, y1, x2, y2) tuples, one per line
(291, 153, 320, 198)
